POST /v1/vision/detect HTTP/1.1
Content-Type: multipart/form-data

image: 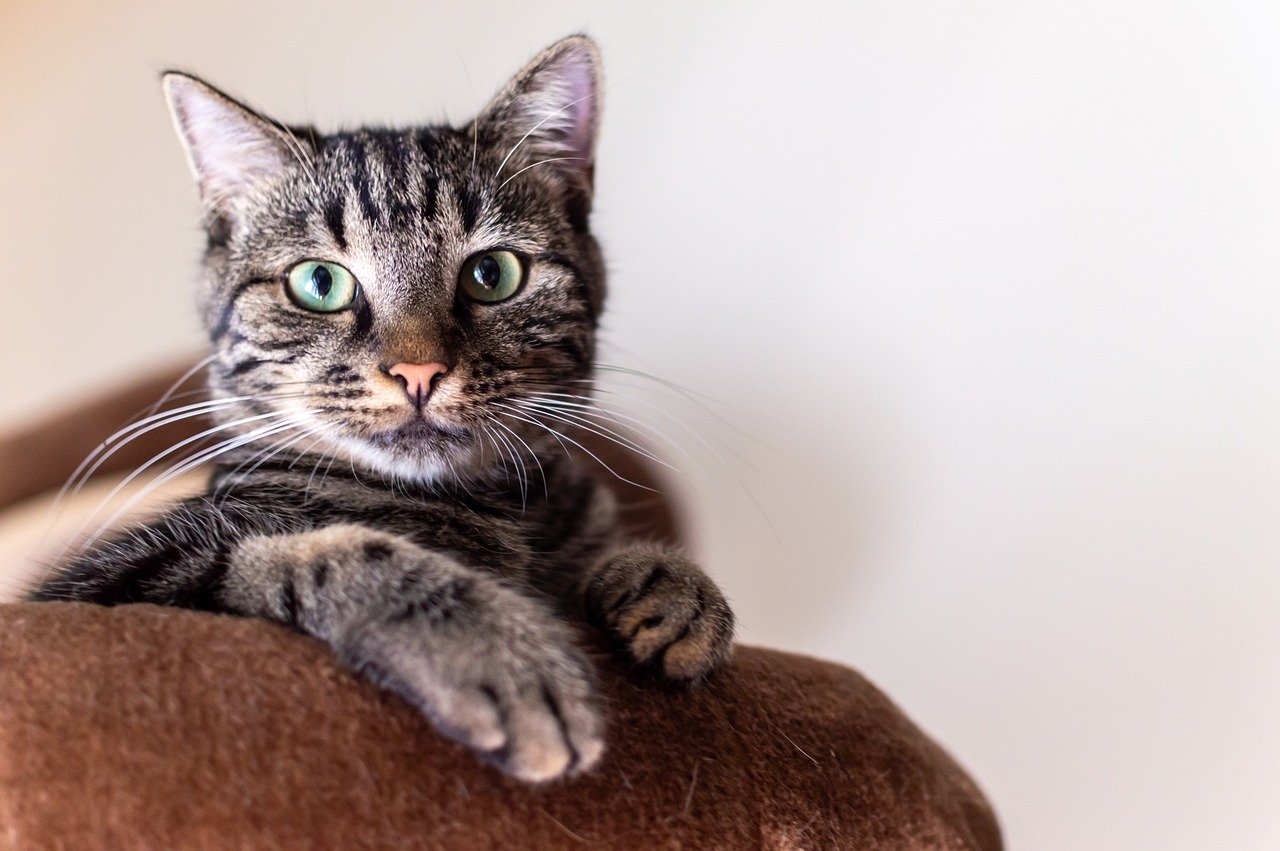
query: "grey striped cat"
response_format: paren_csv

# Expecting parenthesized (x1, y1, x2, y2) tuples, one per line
(30, 35, 733, 783)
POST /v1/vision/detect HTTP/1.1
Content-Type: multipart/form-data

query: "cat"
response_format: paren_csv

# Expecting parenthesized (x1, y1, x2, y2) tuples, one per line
(28, 35, 734, 783)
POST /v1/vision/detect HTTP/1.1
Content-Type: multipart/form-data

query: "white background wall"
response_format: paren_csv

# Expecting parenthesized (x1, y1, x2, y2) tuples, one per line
(3, 2, 1278, 847)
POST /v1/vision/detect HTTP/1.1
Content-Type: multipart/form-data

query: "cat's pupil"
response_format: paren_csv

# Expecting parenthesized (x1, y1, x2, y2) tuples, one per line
(311, 265, 333, 297)
(474, 255, 501, 289)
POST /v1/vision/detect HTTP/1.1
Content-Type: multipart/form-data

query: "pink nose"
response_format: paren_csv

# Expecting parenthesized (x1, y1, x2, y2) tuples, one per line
(386, 361, 449, 408)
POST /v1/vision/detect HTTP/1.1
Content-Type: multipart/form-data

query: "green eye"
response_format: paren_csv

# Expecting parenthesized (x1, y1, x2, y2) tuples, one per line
(459, 250, 525, 303)
(286, 260, 359, 312)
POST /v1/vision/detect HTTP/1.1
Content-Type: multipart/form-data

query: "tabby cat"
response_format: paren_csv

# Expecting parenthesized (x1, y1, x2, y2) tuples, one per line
(30, 35, 734, 783)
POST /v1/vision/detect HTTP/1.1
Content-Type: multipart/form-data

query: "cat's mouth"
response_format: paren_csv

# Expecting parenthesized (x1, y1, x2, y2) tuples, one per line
(367, 416, 470, 449)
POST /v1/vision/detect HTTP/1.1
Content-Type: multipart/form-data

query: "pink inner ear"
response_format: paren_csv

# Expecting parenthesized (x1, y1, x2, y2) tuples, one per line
(560, 60, 596, 162)
(481, 37, 602, 177)
(163, 74, 292, 210)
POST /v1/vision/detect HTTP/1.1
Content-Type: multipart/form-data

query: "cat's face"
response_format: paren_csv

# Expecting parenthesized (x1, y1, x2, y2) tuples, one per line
(165, 37, 605, 483)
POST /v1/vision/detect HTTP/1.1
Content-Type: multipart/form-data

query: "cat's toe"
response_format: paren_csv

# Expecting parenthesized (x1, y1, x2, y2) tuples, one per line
(484, 668, 604, 782)
(338, 606, 604, 783)
(655, 595, 735, 681)
(587, 547, 735, 682)
(627, 583, 734, 682)
(433, 684, 509, 753)
(494, 696, 574, 781)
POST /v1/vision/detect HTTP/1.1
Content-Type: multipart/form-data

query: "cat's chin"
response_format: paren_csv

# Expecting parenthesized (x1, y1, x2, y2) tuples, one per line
(338, 418, 482, 484)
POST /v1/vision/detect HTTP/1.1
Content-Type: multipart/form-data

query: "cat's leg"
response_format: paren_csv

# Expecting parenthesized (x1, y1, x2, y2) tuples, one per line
(28, 497, 287, 608)
(580, 543, 734, 682)
(34, 505, 602, 781)
(222, 524, 604, 782)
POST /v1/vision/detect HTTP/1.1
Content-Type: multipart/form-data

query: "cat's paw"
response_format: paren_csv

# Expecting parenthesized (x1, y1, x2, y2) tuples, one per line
(338, 576, 603, 783)
(584, 544, 734, 682)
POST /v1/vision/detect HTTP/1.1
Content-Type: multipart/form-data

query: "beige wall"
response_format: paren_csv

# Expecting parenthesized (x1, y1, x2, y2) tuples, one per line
(3, 2, 1279, 847)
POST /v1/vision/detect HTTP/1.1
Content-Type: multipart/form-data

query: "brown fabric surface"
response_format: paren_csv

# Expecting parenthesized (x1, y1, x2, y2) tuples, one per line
(0, 603, 999, 850)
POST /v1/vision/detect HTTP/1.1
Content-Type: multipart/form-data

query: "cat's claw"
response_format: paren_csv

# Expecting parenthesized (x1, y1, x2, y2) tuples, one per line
(585, 545, 735, 682)
(338, 585, 604, 783)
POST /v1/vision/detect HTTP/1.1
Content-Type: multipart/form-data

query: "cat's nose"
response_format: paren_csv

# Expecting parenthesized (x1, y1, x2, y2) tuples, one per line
(384, 361, 450, 409)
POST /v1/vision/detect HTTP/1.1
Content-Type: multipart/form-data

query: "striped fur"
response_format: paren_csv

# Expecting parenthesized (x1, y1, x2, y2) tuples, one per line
(30, 36, 733, 783)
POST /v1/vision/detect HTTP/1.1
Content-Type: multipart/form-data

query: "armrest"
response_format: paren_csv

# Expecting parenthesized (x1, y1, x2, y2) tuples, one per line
(0, 602, 1000, 849)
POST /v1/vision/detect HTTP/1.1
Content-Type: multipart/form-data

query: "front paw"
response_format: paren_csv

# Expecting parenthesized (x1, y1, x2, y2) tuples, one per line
(338, 578, 604, 783)
(584, 545, 735, 682)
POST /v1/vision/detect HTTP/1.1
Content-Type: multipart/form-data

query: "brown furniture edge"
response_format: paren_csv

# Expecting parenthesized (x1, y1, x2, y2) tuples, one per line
(0, 602, 1003, 849)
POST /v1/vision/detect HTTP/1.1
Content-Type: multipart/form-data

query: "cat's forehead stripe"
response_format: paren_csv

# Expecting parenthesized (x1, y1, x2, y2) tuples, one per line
(322, 195, 347, 251)
(319, 129, 463, 234)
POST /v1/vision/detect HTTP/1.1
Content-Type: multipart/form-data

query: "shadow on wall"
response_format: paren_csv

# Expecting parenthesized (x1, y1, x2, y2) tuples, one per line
(641, 373, 903, 652)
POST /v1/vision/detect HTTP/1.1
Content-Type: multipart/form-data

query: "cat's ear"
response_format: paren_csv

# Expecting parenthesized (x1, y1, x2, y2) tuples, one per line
(162, 72, 297, 215)
(474, 35, 602, 206)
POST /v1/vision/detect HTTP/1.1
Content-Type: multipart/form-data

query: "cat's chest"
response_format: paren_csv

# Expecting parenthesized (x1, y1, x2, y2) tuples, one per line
(303, 482, 532, 570)
(219, 461, 608, 575)
(207, 469, 520, 570)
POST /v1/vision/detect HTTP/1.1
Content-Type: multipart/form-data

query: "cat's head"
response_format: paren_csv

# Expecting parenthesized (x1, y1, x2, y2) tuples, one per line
(164, 35, 605, 483)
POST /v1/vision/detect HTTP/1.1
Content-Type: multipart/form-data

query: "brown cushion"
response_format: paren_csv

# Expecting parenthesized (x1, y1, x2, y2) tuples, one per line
(0, 602, 999, 849)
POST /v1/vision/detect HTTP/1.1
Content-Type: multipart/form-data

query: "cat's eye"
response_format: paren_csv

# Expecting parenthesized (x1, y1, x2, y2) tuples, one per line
(285, 260, 359, 312)
(459, 250, 525, 304)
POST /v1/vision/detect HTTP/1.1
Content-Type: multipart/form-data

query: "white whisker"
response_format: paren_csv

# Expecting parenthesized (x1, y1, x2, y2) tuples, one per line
(497, 156, 584, 191)
(68, 416, 304, 558)
(76, 409, 299, 532)
(57, 394, 305, 507)
(212, 420, 322, 506)
(145, 354, 217, 419)
(512, 398, 681, 478)
(492, 404, 656, 493)
(484, 422, 527, 509)
(491, 417, 548, 501)
(520, 391, 715, 473)
(493, 92, 596, 180)
(267, 121, 319, 191)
